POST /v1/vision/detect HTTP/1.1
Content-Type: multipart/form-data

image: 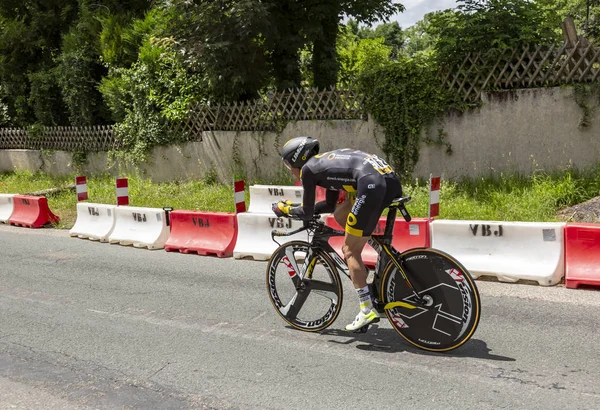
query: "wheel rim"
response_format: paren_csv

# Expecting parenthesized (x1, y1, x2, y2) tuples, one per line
(382, 249, 480, 350)
(267, 243, 342, 331)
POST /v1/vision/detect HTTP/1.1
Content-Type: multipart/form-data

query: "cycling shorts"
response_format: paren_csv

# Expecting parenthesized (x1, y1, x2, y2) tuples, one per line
(345, 174, 402, 237)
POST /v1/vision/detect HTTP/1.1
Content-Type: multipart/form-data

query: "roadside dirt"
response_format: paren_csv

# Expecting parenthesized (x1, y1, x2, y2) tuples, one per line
(557, 196, 600, 223)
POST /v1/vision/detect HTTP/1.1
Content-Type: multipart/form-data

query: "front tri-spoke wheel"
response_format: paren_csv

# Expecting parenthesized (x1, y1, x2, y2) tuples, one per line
(266, 241, 343, 332)
(380, 248, 481, 352)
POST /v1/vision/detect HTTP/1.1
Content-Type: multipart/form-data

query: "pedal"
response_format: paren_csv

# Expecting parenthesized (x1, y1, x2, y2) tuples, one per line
(354, 325, 369, 333)
(351, 317, 380, 334)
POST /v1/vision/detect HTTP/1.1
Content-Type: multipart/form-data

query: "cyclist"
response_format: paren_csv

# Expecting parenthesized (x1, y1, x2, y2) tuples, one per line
(272, 136, 403, 331)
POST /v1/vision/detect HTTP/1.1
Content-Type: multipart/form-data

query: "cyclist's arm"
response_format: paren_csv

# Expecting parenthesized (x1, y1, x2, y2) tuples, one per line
(314, 189, 339, 214)
(289, 167, 316, 220)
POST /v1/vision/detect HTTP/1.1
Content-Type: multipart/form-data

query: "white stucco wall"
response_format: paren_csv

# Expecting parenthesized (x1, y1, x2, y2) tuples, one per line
(1, 87, 598, 183)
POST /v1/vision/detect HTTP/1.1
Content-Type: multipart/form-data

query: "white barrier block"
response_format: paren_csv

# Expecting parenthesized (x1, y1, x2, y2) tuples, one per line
(108, 206, 170, 250)
(69, 203, 116, 242)
(0, 194, 15, 223)
(233, 212, 310, 261)
(248, 185, 304, 214)
(431, 220, 565, 286)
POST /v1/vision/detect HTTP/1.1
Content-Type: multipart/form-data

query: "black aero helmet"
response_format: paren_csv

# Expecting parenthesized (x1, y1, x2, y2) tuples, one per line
(281, 136, 320, 169)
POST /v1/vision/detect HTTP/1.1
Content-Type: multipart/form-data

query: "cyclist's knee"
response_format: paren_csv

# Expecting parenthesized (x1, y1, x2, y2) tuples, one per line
(333, 200, 351, 227)
(342, 239, 367, 261)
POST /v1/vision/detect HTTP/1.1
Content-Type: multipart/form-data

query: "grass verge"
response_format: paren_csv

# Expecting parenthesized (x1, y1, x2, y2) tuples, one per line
(1, 167, 599, 230)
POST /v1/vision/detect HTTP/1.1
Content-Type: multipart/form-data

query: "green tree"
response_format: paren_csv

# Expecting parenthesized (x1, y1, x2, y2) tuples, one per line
(337, 25, 393, 86)
(402, 11, 449, 58)
(0, 0, 79, 125)
(99, 7, 206, 158)
(0, 0, 151, 126)
(428, 0, 562, 64)
(170, 0, 271, 101)
(305, 0, 403, 89)
(348, 20, 404, 54)
(55, 3, 110, 126)
(538, 0, 600, 43)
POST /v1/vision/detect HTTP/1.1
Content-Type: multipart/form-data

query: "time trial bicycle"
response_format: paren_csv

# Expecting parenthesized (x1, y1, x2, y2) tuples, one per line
(266, 196, 481, 352)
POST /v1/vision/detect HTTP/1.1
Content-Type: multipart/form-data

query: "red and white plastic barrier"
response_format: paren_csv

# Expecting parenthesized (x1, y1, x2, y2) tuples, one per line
(116, 178, 129, 206)
(8, 195, 60, 228)
(165, 211, 238, 257)
(76, 176, 88, 201)
(248, 185, 304, 214)
(564, 223, 600, 289)
(325, 215, 430, 268)
(431, 220, 565, 286)
(234, 180, 246, 213)
(108, 206, 170, 249)
(0, 194, 15, 223)
(69, 203, 116, 242)
(429, 175, 440, 219)
(233, 213, 309, 260)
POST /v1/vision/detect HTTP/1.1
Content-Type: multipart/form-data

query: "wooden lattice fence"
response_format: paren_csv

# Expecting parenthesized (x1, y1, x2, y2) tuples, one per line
(0, 125, 118, 151)
(176, 86, 366, 135)
(443, 41, 600, 102)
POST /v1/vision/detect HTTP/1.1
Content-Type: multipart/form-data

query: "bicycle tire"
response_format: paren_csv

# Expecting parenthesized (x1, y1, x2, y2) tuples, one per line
(380, 248, 481, 352)
(266, 241, 343, 332)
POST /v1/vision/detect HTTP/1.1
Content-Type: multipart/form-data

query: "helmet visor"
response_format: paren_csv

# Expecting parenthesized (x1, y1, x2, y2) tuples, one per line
(283, 159, 293, 170)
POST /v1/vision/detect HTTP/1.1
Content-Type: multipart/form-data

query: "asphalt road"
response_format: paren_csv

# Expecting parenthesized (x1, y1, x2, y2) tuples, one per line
(1, 224, 599, 410)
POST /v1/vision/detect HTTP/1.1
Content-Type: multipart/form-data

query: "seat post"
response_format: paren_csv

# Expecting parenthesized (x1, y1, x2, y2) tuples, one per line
(383, 206, 397, 244)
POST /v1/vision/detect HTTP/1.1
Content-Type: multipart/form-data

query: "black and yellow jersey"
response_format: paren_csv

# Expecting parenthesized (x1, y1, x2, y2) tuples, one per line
(289, 149, 397, 220)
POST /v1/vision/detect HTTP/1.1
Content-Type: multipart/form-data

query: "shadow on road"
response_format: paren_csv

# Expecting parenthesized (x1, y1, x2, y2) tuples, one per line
(319, 326, 515, 362)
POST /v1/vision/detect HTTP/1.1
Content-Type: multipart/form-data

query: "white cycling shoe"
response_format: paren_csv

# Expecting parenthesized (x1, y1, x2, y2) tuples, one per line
(345, 309, 380, 331)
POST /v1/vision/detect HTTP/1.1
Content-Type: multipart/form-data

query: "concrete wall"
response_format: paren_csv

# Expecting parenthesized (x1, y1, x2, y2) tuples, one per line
(415, 87, 600, 178)
(1, 86, 598, 183)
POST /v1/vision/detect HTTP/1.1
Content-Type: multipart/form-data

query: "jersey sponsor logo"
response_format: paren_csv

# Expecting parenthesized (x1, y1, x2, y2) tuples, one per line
(326, 153, 352, 160)
(326, 176, 354, 183)
(368, 184, 375, 189)
(347, 212, 357, 226)
(292, 138, 308, 163)
(351, 194, 367, 215)
(363, 155, 393, 175)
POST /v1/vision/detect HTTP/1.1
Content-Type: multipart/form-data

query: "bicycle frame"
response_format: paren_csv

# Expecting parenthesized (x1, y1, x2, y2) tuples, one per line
(272, 202, 427, 310)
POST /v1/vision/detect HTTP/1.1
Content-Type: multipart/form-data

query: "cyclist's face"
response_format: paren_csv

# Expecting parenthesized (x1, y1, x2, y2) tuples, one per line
(285, 163, 301, 180)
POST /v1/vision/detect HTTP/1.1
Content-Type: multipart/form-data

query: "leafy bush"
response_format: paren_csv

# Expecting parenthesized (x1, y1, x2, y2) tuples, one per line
(55, 6, 111, 126)
(337, 26, 393, 87)
(99, 39, 206, 161)
(360, 55, 453, 177)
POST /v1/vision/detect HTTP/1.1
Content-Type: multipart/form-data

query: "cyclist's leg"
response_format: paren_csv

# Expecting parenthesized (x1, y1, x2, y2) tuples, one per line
(343, 174, 388, 330)
(333, 199, 351, 229)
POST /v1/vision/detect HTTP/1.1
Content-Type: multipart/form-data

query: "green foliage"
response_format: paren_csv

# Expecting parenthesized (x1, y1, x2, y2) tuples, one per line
(99, 39, 206, 162)
(347, 19, 404, 55)
(28, 68, 67, 126)
(427, 0, 562, 64)
(3, 166, 600, 228)
(99, 6, 166, 69)
(573, 82, 600, 127)
(170, 0, 271, 101)
(337, 25, 393, 86)
(402, 11, 449, 59)
(538, 0, 600, 44)
(360, 56, 453, 177)
(0, 0, 80, 126)
(55, 4, 111, 126)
